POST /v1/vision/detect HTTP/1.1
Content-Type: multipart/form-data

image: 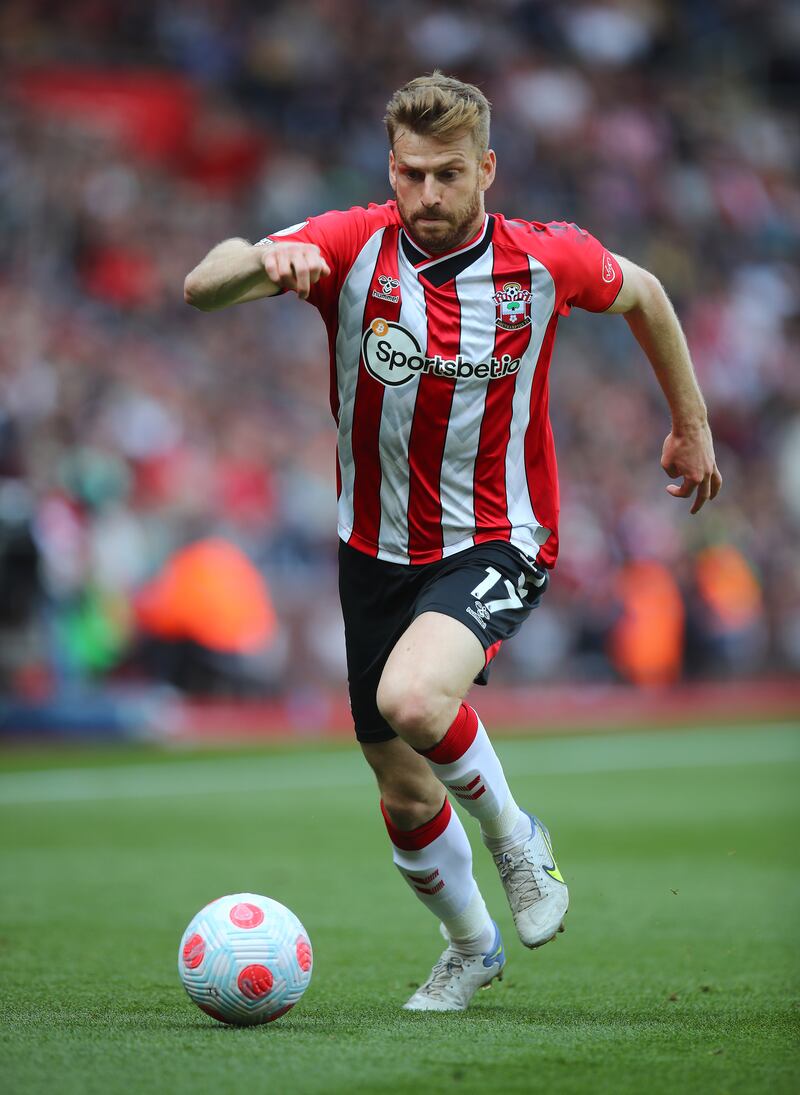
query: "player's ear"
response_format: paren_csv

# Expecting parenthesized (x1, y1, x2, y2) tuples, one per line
(479, 149, 496, 193)
(388, 149, 397, 193)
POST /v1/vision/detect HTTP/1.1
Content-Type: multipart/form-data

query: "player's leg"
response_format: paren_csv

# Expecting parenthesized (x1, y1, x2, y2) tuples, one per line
(376, 610, 528, 838)
(361, 736, 504, 1011)
(337, 542, 502, 1009)
(376, 548, 568, 948)
(361, 736, 495, 949)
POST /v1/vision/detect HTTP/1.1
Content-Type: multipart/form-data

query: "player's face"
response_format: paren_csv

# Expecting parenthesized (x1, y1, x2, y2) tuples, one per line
(389, 129, 496, 254)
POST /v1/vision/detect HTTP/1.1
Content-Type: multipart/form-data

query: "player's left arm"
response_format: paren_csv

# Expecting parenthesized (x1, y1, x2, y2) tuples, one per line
(605, 254, 722, 515)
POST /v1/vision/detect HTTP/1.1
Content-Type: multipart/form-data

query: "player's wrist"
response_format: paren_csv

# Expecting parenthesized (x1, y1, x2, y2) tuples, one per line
(252, 239, 274, 263)
(670, 408, 708, 435)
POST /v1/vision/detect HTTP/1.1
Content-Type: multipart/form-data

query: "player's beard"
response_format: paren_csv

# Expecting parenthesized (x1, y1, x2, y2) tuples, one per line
(398, 184, 483, 254)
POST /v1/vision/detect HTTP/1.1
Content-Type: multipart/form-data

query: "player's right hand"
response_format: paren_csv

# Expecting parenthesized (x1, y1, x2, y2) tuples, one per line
(661, 421, 722, 515)
(258, 241, 331, 300)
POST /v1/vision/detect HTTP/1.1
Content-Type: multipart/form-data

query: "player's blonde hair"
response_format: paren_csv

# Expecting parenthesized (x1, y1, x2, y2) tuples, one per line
(384, 72, 491, 155)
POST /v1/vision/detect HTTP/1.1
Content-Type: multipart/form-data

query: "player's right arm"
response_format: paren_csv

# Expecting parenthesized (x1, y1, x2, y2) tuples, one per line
(183, 238, 331, 311)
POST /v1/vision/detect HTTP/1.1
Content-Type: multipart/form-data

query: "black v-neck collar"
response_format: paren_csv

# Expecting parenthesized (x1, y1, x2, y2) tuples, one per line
(400, 216, 495, 287)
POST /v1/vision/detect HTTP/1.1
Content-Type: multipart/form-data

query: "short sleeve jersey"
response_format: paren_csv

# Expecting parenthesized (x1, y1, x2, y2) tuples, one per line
(264, 201, 622, 568)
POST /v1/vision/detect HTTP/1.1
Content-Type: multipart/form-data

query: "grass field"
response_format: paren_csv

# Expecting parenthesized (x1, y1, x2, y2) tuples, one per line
(1, 722, 798, 1095)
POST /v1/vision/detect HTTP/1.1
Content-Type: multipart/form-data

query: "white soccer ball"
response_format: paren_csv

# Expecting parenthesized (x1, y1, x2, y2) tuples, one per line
(178, 893, 313, 1025)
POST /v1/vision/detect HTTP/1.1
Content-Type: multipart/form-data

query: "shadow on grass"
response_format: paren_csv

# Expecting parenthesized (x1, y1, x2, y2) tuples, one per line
(169, 1000, 697, 1034)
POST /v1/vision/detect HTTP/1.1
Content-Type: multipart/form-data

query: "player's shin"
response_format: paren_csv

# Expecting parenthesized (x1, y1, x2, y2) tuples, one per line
(418, 704, 528, 846)
(381, 797, 494, 954)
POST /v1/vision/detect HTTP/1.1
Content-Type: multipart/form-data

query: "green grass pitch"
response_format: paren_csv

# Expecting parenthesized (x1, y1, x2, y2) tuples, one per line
(1, 722, 798, 1095)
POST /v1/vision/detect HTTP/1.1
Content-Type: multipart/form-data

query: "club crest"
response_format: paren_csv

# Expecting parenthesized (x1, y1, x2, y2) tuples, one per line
(493, 282, 532, 330)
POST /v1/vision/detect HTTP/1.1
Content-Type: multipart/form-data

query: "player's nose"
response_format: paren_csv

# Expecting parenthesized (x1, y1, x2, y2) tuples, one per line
(421, 175, 440, 207)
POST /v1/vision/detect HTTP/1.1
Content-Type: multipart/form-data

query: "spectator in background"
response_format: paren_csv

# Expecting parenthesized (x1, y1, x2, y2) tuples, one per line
(0, 0, 797, 699)
(135, 538, 281, 695)
(688, 545, 766, 677)
(609, 560, 685, 687)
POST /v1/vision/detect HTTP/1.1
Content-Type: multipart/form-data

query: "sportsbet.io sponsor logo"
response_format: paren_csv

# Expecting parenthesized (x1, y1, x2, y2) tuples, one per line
(361, 319, 520, 388)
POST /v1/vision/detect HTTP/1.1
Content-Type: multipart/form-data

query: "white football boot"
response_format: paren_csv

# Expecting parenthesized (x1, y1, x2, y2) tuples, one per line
(403, 921, 505, 1012)
(485, 813, 569, 949)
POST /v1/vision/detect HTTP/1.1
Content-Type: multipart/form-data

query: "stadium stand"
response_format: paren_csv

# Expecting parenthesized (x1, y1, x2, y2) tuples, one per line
(1, 0, 798, 721)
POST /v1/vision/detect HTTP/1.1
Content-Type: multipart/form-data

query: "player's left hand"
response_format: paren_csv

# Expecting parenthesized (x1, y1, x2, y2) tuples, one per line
(259, 241, 331, 300)
(661, 421, 722, 515)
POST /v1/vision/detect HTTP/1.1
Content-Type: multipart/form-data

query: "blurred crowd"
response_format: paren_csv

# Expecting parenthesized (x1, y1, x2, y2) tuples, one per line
(1, 0, 798, 706)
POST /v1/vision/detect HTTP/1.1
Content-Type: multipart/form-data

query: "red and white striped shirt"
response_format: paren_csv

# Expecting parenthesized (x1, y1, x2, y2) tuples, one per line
(266, 201, 622, 567)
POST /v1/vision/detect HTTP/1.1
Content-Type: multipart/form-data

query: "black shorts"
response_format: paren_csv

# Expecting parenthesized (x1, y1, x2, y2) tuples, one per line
(338, 539, 549, 744)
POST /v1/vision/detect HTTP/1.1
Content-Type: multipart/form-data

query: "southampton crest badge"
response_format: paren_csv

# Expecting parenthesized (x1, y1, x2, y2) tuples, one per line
(493, 282, 532, 330)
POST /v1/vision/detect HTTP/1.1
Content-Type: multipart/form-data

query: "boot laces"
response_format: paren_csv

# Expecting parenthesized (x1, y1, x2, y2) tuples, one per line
(495, 849, 542, 908)
(418, 950, 465, 1000)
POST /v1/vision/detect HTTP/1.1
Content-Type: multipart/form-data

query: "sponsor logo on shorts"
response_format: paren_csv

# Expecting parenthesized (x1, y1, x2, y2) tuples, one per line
(466, 600, 491, 630)
(362, 319, 520, 388)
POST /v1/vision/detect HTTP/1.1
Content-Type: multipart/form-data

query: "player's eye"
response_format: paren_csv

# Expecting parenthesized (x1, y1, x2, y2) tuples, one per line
(438, 171, 458, 181)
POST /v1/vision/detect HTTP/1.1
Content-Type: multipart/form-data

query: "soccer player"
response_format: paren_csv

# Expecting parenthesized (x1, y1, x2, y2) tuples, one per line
(184, 73, 722, 1011)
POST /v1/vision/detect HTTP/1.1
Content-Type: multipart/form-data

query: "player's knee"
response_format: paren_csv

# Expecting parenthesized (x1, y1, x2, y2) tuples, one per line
(381, 784, 444, 831)
(376, 675, 444, 747)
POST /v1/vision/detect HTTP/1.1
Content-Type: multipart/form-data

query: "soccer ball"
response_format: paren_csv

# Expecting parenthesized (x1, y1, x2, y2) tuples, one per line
(178, 893, 313, 1025)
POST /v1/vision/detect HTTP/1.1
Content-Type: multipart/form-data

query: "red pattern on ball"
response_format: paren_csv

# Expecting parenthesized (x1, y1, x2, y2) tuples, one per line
(229, 902, 264, 929)
(296, 936, 312, 972)
(182, 933, 205, 969)
(197, 1001, 228, 1023)
(264, 1003, 295, 1023)
(237, 964, 274, 1000)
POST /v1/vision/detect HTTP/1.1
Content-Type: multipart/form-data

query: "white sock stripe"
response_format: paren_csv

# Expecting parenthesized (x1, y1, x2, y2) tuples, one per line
(447, 775, 483, 792)
(405, 868, 440, 885)
(425, 714, 509, 823)
(449, 783, 487, 802)
(410, 877, 445, 896)
(403, 867, 446, 895)
(390, 804, 479, 921)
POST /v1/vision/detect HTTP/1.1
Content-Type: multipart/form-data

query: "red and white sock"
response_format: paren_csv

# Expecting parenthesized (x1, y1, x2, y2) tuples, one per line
(420, 704, 527, 842)
(381, 797, 495, 953)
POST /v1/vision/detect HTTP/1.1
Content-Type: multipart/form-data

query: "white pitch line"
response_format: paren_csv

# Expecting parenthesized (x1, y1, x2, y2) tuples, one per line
(0, 724, 797, 806)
